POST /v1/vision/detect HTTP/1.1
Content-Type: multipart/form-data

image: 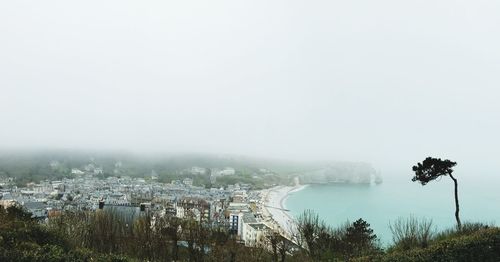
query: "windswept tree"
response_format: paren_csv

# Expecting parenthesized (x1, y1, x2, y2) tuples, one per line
(412, 157, 461, 228)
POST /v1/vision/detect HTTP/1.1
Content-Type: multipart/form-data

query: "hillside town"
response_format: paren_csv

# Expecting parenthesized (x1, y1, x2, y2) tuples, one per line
(0, 162, 294, 249)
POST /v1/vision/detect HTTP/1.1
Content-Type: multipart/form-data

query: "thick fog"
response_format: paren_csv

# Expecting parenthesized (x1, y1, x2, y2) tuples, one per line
(1, 1, 499, 172)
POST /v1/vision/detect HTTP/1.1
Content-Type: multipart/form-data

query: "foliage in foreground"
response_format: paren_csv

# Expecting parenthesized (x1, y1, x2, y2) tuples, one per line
(388, 216, 435, 251)
(295, 210, 500, 262)
(294, 210, 382, 261)
(379, 227, 500, 262)
(0, 206, 129, 262)
(2, 205, 500, 262)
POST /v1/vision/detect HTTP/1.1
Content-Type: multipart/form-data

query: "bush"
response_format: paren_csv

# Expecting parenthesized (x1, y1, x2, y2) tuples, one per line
(389, 216, 435, 251)
(433, 222, 492, 242)
(0, 206, 131, 262)
(383, 228, 500, 262)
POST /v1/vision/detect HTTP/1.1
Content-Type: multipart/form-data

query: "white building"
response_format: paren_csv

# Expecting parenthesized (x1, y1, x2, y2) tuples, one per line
(227, 203, 251, 237)
(229, 212, 244, 236)
(211, 167, 236, 177)
(183, 178, 193, 187)
(176, 205, 185, 218)
(241, 212, 257, 243)
(71, 168, 85, 175)
(190, 167, 207, 175)
(243, 223, 272, 247)
(220, 167, 236, 176)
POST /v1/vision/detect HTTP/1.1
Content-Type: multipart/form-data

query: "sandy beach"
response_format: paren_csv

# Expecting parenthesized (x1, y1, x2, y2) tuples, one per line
(261, 184, 307, 238)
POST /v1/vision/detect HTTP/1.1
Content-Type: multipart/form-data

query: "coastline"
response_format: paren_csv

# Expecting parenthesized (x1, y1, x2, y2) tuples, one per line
(261, 184, 308, 238)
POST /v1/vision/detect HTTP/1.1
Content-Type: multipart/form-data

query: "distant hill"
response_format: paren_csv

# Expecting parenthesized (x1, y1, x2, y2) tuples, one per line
(0, 150, 379, 186)
(297, 162, 377, 184)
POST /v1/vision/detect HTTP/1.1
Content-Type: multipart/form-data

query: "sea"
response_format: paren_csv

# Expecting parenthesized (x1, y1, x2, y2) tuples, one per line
(285, 172, 500, 245)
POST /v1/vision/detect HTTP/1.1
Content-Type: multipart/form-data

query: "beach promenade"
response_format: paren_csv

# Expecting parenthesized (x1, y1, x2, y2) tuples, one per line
(261, 184, 306, 239)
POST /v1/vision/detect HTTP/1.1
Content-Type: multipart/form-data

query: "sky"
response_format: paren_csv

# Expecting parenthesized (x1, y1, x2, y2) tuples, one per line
(1, 0, 499, 173)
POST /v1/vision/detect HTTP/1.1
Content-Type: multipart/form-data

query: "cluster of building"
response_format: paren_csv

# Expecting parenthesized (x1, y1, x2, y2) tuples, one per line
(179, 166, 237, 184)
(0, 164, 284, 248)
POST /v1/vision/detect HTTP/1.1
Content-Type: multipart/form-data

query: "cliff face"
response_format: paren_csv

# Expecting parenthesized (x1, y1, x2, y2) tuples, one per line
(298, 162, 376, 184)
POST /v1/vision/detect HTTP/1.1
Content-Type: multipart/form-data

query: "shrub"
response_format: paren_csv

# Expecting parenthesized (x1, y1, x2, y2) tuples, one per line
(383, 227, 500, 262)
(434, 221, 492, 242)
(389, 216, 435, 251)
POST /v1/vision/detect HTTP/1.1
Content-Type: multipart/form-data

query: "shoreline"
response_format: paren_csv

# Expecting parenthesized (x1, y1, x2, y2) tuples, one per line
(261, 184, 308, 238)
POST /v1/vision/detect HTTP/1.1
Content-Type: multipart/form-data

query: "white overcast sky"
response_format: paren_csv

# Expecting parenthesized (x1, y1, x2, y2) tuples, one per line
(1, 0, 499, 170)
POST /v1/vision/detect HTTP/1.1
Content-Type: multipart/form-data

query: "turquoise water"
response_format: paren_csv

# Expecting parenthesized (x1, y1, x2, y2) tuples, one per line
(285, 173, 500, 245)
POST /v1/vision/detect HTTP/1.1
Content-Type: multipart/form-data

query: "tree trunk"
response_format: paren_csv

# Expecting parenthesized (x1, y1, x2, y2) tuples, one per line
(449, 174, 461, 229)
(172, 236, 179, 261)
(279, 240, 287, 262)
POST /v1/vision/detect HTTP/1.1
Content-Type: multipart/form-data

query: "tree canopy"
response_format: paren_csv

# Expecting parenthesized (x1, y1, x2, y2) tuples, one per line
(412, 157, 457, 185)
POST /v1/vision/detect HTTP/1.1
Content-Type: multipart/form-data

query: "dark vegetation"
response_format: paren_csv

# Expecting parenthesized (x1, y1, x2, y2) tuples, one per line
(0, 204, 383, 262)
(2, 205, 499, 262)
(294, 210, 500, 262)
(294, 210, 381, 261)
(0, 205, 275, 261)
(382, 223, 500, 262)
(0, 205, 128, 261)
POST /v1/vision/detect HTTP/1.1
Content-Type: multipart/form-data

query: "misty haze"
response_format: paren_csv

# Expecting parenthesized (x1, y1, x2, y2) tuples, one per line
(1, 1, 499, 261)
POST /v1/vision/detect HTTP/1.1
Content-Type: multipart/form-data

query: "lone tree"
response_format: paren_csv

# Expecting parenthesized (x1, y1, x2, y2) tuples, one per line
(412, 157, 461, 229)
